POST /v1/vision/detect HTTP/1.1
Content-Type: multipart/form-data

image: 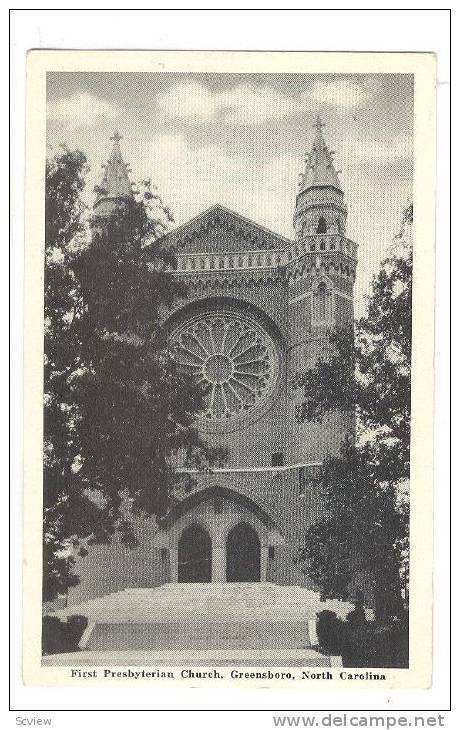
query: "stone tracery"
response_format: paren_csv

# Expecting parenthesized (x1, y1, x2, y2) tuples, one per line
(170, 312, 278, 422)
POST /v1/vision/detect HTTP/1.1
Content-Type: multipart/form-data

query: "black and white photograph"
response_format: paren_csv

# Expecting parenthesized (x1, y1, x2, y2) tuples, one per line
(21, 50, 436, 689)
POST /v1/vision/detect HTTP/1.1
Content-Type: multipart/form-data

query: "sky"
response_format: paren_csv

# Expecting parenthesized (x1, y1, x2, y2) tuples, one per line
(46, 72, 413, 315)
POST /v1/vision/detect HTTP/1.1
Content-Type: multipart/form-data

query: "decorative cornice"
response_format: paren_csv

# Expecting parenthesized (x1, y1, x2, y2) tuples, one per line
(172, 233, 357, 277)
(293, 200, 347, 222)
(176, 461, 322, 475)
(289, 288, 353, 305)
(180, 271, 286, 290)
(286, 255, 357, 284)
(175, 247, 284, 273)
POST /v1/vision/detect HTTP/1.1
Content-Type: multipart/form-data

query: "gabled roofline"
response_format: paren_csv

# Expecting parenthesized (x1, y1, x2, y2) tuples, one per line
(160, 203, 293, 247)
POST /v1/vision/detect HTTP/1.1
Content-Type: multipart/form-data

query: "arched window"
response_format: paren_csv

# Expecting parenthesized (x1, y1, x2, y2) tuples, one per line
(316, 282, 327, 321)
(312, 281, 333, 326)
(316, 216, 327, 234)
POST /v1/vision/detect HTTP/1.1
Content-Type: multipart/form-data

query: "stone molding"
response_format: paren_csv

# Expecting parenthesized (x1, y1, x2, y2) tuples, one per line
(164, 204, 291, 253)
(175, 461, 322, 475)
(158, 485, 281, 532)
(173, 233, 357, 276)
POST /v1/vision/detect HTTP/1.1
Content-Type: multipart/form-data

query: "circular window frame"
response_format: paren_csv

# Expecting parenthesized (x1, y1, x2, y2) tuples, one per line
(169, 308, 281, 434)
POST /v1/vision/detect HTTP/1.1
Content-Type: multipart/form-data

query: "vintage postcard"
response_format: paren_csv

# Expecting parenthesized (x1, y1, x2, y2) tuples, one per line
(23, 50, 436, 688)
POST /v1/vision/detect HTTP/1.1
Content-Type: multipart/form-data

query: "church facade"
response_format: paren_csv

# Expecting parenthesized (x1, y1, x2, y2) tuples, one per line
(68, 120, 358, 605)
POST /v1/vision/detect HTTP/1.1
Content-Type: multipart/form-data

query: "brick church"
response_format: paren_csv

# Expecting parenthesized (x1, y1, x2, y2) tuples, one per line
(68, 118, 358, 607)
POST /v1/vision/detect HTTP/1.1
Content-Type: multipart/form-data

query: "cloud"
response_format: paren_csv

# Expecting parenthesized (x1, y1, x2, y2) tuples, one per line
(307, 78, 371, 111)
(219, 85, 299, 125)
(157, 82, 299, 125)
(156, 82, 218, 122)
(156, 78, 373, 126)
(354, 134, 412, 164)
(47, 92, 123, 127)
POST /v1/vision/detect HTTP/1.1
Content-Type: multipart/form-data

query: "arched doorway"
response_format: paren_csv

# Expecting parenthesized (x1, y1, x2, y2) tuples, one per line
(226, 522, 261, 582)
(178, 524, 212, 582)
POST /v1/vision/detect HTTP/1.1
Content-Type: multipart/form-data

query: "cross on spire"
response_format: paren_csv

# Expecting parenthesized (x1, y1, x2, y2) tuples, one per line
(313, 116, 325, 134)
(297, 116, 342, 194)
(94, 130, 133, 211)
(110, 130, 123, 143)
(294, 116, 347, 239)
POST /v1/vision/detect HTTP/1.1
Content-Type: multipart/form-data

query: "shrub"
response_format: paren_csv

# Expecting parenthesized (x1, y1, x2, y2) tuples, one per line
(42, 614, 88, 655)
(316, 608, 409, 668)
(316, 610, 345, 654)
(341, 614, 409, 668)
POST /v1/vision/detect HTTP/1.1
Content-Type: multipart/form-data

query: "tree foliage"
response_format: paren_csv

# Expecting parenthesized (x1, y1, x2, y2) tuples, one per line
(296, 204, 413, 620)
(44, 148, 91, 599)
(44, 148, 206, 601)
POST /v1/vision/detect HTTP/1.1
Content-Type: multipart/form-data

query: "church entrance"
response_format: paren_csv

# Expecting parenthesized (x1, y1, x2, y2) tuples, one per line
(178, 524, 212, 582)
(226, 522, 261, 582)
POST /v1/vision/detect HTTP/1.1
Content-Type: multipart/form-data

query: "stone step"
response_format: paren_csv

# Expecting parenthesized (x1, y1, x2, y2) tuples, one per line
(49, 582, 359, 656)
(84, 620, 312, 652)
(43, 648, 341, 668)
(59, 582, 357, 624)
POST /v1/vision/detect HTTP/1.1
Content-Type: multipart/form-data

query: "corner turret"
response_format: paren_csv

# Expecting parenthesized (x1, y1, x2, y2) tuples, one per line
(93, 131, 133, 217)
(294, 117, 347, 239)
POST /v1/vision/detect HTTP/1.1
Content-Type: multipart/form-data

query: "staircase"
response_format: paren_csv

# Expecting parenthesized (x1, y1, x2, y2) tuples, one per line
(49, 582, 353, 665)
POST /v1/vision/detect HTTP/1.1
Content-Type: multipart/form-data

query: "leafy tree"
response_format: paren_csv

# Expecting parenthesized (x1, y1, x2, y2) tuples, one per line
(44, 148, 92, 599)
(44, 148, 207, 601)
(296, 204, 413, 621)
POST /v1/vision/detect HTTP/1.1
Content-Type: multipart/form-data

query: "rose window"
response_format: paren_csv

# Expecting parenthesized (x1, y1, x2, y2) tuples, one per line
(170, 313, 278, 423)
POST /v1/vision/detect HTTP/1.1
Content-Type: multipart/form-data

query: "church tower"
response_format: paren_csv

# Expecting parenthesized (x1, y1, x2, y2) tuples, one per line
(287, 117, 358, 465)
(93, 130, 133, 218)
(294, 116, 347, 238)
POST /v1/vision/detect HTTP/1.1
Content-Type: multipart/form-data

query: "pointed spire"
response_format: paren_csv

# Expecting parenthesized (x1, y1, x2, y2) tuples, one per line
(94, 131, 133, 210)
(313, 115, 325, 139)
(298, 117, 342, 193)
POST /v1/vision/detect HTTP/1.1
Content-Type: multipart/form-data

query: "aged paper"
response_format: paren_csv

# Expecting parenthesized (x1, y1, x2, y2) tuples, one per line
(23, 50, 436, 688)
